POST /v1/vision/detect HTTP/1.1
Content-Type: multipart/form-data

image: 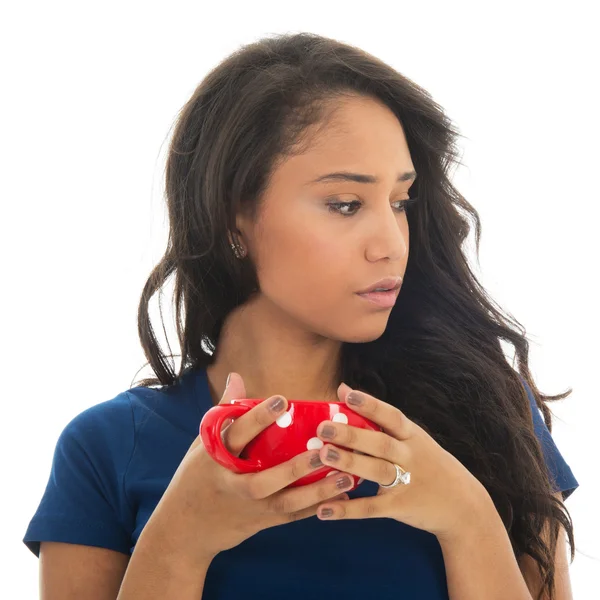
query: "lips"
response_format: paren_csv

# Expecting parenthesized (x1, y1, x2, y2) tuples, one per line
(356, 288, 400, 308)
(357, 276, 403, 295)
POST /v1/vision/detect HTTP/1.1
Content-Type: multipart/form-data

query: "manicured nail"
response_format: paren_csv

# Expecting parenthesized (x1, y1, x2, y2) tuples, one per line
(268, 396, 285, 412)
(226, 373, 232, 388)
(346, 391, 364, 406)
(326, 447, 340, 462)
(310, 453, 323, 469)
(336, 475, 352, 490)
(320, 508, 334, 518)
(320, 425, 336, 439)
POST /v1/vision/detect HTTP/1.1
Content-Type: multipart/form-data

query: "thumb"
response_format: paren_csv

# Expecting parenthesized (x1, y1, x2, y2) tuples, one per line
(218, 372, 246, 405)
(217, 372, 246, 436)
(190, 372, 246, 453)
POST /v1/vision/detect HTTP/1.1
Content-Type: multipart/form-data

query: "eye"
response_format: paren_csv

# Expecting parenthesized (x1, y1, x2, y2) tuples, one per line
(326, 197, 419, 218)
(327, 199, 362, 217)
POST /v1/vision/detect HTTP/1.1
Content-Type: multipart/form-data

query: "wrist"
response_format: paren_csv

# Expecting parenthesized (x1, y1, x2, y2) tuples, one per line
(119, 524, 214, 599)
(143, 499, 218, 570)
(437, 486, 499, 546)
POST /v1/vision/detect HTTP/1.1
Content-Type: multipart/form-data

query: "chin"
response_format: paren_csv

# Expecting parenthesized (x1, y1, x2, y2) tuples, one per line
(339, 323, 389, 344)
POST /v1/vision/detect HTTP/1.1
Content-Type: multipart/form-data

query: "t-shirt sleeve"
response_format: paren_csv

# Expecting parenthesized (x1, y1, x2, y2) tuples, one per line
(23, 391, 136, 558)
(520, 376, 579, 500)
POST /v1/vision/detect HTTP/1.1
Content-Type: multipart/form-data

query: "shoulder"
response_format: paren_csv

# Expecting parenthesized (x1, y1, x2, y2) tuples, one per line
(58, 390, 135, 447)
(65, 390, 133, 429)
(61, 382, 183, 443)
(50, 391, 141, 474)
(126, 374, 206, 439)
(57, 375, 202, 458)
(514, 372, 579, 501)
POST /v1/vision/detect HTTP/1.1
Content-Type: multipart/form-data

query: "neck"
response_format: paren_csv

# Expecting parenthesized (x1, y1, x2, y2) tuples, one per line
(205, 294, 343, 406)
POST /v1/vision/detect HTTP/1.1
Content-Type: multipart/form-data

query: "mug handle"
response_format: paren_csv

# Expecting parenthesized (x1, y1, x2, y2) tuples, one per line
(199, 404, 264, 472)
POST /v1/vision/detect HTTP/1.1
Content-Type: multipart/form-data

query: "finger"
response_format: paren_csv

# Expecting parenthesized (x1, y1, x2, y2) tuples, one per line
(220, 418, 234, 443)
(188, 373, 246, 456)
(263, 466, 356, 515)
(317, 494, 387, 521)
(316, 420, 401, 463)
(218, 373, 288, 457)
(230, 446, 355, 502)
(338, 386, 413, 440)
(304, 491, 351, 515)
(319, 443, 400, 488)
(217, 372, 247, 455)
(218, 372, 245, 439)
(272, 492, 350, 525)
(218, 371, 247, 405)
(228, 448, 325, 498)
(188, 373, 250, 455)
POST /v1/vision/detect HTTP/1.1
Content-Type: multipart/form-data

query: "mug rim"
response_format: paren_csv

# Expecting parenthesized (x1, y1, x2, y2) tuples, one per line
(229, 398, 347, 404)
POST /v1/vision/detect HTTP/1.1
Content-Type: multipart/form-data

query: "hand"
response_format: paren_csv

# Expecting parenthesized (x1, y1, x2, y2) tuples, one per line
(313, 383, 492, 542)
(151, 372, 355, 566)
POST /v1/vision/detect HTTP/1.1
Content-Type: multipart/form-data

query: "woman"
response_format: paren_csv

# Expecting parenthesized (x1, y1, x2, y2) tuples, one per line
(23, 32, 578, 599)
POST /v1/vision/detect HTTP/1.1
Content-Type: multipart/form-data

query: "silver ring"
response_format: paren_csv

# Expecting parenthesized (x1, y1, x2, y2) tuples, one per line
(379, 463, 411, 488)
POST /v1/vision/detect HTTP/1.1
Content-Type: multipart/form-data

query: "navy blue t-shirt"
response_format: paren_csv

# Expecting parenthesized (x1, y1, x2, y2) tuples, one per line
(23, 368, 579, 598)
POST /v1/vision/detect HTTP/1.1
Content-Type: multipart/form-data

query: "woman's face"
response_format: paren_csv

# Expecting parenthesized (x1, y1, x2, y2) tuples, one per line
(236, 95, 416, 343)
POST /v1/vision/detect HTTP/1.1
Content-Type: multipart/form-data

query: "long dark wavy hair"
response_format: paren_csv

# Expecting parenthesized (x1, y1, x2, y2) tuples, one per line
(132, 31, 575, 600)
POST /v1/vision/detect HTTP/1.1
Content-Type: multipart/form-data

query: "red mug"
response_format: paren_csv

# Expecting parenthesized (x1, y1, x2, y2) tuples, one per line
(200, 398, 382, 490)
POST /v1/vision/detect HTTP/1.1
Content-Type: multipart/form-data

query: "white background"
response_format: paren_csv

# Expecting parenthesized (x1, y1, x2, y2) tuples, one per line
(2, 1, 598, 597)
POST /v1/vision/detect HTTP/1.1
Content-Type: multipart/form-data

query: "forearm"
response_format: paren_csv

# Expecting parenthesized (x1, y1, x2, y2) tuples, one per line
(117, 513, 215, 599)
(438, 494, 532, 600)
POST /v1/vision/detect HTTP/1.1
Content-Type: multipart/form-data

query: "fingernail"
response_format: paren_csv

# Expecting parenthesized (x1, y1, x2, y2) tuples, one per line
(320, 508, 334, 518)
(268, 396, 285, 412)
(309, 453, 323, 469)
(226, 373, 232, 388)
(326, 447, 340, 462)
(320, 425, 336, 439)
(346, 391, 364, 406)
(339, 382, 352, 394)
(336, 475, 352, 490)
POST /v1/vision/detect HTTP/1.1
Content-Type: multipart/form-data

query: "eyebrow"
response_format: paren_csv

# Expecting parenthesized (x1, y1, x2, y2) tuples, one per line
(305, 170, 417, 186)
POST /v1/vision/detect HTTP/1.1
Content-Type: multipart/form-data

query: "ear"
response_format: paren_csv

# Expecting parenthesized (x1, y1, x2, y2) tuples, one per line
(231, 211, 254, 253)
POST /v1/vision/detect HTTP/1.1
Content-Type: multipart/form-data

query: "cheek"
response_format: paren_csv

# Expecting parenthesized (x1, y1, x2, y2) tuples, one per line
(257, 221, 351, 306)
(303, 231, 348, 275)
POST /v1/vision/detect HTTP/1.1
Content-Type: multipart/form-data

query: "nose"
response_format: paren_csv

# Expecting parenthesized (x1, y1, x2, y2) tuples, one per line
(364, 205, 408, 263)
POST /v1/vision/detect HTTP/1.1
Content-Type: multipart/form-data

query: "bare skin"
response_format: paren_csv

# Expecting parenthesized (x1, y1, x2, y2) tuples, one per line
(206, 94, 416, 405)
(38, 95, 416, 600)
(40, 375, 354, 600)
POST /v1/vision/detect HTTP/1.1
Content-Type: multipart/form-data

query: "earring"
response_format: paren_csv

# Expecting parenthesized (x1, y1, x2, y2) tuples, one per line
(231, 242, 246, 259)
(229, 232, 247, 259)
